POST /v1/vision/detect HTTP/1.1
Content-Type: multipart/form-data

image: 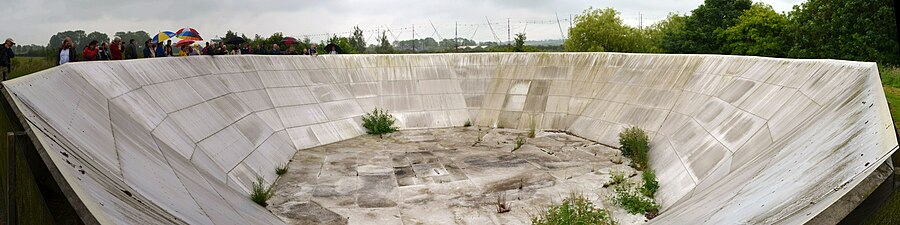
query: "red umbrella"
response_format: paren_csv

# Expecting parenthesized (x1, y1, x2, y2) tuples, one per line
(282, 37, 298, 45)
(175, 39, 195, 47)
(176, 27, 203, 41)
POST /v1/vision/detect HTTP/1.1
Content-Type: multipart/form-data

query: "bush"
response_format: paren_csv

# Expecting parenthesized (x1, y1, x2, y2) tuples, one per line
(640, 170, 659, 198)
(531, 193, 617, 225)
(250, 176, 273, 207)
(619, 127, 650, 170)
(464, 119, 473, 127)
(362, 108, 398, 138)
(613, 182, 660, 218)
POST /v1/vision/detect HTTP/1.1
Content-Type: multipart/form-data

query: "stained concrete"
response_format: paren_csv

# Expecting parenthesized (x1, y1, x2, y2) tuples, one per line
(267, 128, 645, 225)
(2, 53, 896, 224)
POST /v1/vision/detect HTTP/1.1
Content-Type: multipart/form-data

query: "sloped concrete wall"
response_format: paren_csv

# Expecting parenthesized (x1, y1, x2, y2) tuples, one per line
(3, 53, 895, 224)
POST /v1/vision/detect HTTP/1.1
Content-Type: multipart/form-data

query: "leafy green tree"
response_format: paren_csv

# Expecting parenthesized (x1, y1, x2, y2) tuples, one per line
(114, 31, 151, 44)
(652, 14, 688, 53)
(513, 33, 526, 52)
(663, 0, 752, 54)
(267, 32, 284, 48)
(224, 30, 239, 41)
(393, 38, 439, 52)
(47, 30, 88, 51)
(375, 31, 394, 54)
(348, 26, 366, 53)
(328, 35, 355, 54)
(86, 31, 110, 45)
(786, 0, 899, 64)
(721, 3, 789, 57)
(564, 8, 654, 53)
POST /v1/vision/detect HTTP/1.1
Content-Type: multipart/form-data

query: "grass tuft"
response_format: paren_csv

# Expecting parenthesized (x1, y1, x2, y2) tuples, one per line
(604, 170, 626, 188)
(513, 136, 526, 152)
(250, 176, 273, 207)
(618, 127, 650, 170)
(528, 114, 537, 138)
(275, 163, 288, 176)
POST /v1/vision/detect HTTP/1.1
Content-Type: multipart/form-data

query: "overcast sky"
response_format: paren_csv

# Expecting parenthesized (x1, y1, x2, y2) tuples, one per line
(0, 0, 805, 46)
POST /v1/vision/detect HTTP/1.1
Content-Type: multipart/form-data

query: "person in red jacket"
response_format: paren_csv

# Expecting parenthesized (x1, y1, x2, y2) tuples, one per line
(110, 37, 123, 60)
(82, 40, 99, 61)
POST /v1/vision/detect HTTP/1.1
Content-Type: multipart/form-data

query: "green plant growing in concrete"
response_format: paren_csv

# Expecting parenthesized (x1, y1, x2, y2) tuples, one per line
(640, 169, 659, 198)
(464, 119, 473, 127)
(473, 129, 487, 147)
(613, 181, 660, 219)
(618, 126, 650, 170)
(604, 170, 626, 187)
(531, 193, 617, 225)
(362, 108, 398, 138)
(250, 176, 273, 207)
(513, 136, 526, 152)
(528, 115, 537, 138)
(275, 163, 288, 176)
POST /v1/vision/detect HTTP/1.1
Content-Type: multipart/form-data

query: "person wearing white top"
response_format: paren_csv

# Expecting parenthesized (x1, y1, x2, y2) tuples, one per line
(57, 37, 77, 65)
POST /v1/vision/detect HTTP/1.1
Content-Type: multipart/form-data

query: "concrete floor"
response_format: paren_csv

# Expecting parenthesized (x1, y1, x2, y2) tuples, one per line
(268, 128, 650, 225)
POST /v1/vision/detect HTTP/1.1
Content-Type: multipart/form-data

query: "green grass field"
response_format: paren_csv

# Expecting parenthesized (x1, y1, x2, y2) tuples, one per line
(7, 57, 56, 79)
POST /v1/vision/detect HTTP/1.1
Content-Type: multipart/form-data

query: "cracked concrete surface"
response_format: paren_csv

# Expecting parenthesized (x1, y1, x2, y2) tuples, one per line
(269, 128, 650, 225)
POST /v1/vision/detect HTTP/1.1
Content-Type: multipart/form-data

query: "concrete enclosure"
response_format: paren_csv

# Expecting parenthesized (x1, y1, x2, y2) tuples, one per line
(2, 53, 896, 224)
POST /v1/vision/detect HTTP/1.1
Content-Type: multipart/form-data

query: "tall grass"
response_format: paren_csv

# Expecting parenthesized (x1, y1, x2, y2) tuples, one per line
(8, 57, 55, 79)
(618, 127, 650, 170)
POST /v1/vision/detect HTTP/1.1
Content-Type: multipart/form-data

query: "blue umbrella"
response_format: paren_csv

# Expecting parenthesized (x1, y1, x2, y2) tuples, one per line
(152, 31, 177, 44)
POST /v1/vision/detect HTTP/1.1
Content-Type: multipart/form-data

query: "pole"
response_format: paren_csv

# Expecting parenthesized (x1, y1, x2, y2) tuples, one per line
(556, 12, 565, 40)
(639, 12, 643, 30)
(455, 21, 459, 52)
(507, 18, 511, 45)
(6, 132, 16, 225)
(412, 25, 416, 52)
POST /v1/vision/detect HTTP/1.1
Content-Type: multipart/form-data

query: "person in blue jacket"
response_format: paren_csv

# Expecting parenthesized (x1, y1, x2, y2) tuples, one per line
(155, 41, 165, 57)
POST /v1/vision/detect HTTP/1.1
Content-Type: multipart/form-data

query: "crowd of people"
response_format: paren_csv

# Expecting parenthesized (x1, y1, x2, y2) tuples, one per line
(0, 35, 338, 81)
(51, 36, 329, 67)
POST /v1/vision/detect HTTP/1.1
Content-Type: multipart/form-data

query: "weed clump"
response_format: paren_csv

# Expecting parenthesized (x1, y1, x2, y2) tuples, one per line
(613, 182, 660, 218)
(618, 127, 650, 170)
(531, 193, 617, 225)
(640, 170, 659, 198)
(604, 170, 626, 188)
(362, 108, 398, 138)
(250, 176, 273, 207)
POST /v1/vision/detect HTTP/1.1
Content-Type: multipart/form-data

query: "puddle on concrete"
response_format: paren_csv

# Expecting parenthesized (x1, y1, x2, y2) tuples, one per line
(268, 127, 651, 225)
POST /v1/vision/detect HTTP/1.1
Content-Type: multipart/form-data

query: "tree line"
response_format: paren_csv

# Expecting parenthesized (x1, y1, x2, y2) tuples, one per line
(22, 0, 896, 65)
(564, 0, 899, 65)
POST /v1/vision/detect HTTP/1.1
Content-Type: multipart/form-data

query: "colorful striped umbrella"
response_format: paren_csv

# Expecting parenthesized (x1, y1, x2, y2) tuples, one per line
(176, 27, 203, 41)
(152, 31, 177, 44)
